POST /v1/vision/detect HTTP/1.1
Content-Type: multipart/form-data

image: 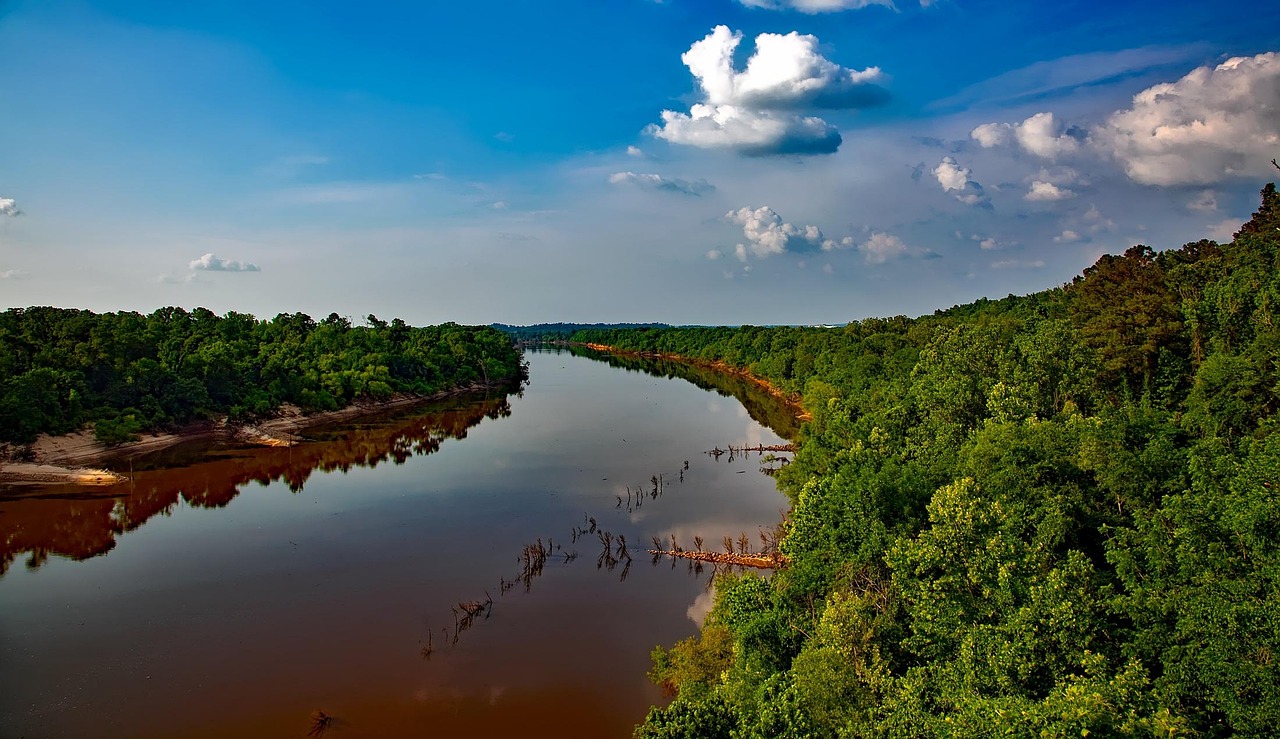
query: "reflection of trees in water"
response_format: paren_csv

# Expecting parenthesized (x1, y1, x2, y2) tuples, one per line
(562, 346, 801, 440)
(0, 394, 514, 576)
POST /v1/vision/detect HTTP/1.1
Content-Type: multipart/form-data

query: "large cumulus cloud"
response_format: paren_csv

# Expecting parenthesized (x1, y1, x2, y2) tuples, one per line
(1093, 51, 1280, 185)
(970, 52, 1280, 187)
(683, 25, 889, 111)
(648, 26, 888, 156)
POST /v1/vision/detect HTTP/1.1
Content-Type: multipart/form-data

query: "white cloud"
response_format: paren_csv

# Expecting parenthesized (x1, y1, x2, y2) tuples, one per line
(1054, 229, 1083, 243)
(992, 259, 1046, 269)
(683, 26, 888, 110)
(188, 253, 261, 272)
(971, 112, 1081, 159)
(650, 105, 841, 155)
(933, 157, 989, 207)
(0, 269, 25, 279)
(736, 0, 893, 11)
(721, 215, 900, 265)
(609, 171, 715, 196)
(859, 232, 908, 264)
(964, 233, 1014, 251)
(1032, 166, 1085, 187)
(1016, 112, 1081, 159)
(1188, 190, 1219, 213)
(706, 249, 723, 260)
(648, 25, 887, 156)
(1207, 218, 1242, 242)
(970, 122, 1011, 148)
(822, 263, 834, 274)
(1025, 181, 1076, 201)
(726, 206, 824, 258)
(0, 198, 21, 217)
(934, 157, 971, 191)
(1094, 52, 1280, 185)
(626, 145, 645, 158)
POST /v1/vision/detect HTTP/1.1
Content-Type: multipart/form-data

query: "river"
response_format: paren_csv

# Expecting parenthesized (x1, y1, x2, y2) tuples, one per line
(0, 347, 794, 738)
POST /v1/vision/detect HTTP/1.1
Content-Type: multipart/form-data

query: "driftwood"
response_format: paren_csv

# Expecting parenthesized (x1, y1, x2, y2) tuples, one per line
(647, 549, 787, 570)
(707, 443, 795, 455)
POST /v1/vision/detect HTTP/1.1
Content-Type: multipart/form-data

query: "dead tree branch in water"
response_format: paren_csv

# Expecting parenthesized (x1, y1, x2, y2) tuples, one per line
(647, 548, 788, 570)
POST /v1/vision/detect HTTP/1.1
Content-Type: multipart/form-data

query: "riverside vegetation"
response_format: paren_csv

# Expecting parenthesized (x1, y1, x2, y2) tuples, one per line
(574, 184, 1280, 738)
(0, 309, 525, 448)
(4, 184, 1277, 735)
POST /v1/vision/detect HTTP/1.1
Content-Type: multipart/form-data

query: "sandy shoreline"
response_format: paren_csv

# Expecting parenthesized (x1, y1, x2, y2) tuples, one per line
(0, 464, 129, 486)
(0, 380, 506, 487)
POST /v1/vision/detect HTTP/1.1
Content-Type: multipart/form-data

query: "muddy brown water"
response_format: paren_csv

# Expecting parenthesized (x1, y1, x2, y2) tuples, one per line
(0, 347, 794, 738)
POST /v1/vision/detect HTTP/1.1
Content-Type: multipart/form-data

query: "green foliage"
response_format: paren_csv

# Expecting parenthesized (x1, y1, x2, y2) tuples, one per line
(0, 308, 525, 444)
(0, 368, 85, 441)
(1069, 244, 1185, 396)
(634, 694, 737, 739)
(734, 672, 820, 739)
(92, 408, 145, 445)
(649, 625, 735, 699)
(492, 321, 670, 342)
(628, 184, 1280, 737)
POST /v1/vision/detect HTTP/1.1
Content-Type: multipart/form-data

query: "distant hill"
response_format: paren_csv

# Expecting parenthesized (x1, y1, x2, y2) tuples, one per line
(490, 322, 670, 340)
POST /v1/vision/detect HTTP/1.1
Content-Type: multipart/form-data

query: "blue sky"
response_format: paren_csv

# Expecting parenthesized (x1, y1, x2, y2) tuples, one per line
(1, 0, 1278, 325)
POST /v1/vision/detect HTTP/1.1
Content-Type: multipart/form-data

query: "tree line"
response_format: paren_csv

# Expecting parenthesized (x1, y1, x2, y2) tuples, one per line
(0, 309, 525, 446)
(574, 184, 1280, 737)
(491, 321, 671, 342)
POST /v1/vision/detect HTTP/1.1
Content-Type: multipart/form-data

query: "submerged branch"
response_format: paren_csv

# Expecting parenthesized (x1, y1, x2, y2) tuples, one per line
(647, 549, 787, 570)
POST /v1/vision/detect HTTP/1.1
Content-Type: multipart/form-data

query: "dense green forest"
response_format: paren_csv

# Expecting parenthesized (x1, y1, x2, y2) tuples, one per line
(0, 309, 525, 446)
(491, 321, 670, 341)
(576, 184, 1280, 738)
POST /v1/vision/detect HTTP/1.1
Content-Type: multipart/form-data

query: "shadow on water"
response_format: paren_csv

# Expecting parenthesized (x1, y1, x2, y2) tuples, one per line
(0, 392, 515, 577)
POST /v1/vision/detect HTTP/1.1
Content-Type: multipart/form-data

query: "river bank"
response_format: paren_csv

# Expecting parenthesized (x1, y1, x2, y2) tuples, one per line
(580, 343, 812, 425)
(0, 380, 511, 487)
(0, 347, 791, 739)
